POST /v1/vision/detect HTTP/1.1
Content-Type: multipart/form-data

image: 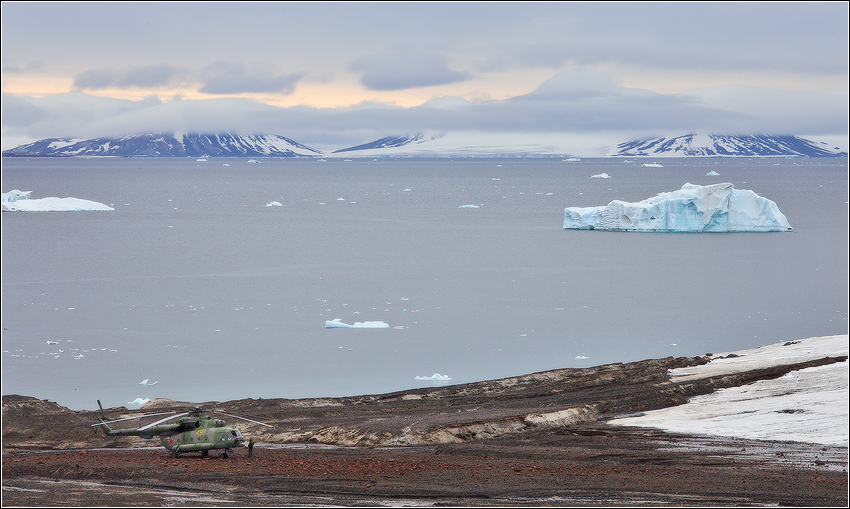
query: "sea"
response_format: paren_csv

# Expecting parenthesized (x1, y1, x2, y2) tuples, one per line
(2, 156, 847, 411)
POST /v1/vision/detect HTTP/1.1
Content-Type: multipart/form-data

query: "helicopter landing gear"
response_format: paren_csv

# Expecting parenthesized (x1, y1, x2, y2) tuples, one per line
(219, 451, 228, 459)
(201, 450, 209, 457)
(171, 451, 180, 458)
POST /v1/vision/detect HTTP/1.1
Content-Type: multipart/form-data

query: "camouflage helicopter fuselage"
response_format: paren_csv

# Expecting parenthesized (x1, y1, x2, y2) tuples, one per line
(98, 414, 246, 458)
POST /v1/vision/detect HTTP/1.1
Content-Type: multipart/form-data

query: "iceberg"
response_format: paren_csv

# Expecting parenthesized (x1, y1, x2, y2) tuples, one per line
(706, 170, 720, 176)
(266, 201, 283, 207)
(415, 373, 452, 381)
(128, 398, 150, 406)
(325, 318, 390, 328)
(459, 204, 480, 209)
(590, 173, 611, 179)
(564, 183, 792, 232)
(2, 189, 114, 212)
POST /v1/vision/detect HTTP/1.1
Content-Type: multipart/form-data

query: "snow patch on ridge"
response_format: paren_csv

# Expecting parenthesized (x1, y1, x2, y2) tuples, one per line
(609, 335, 849, 446)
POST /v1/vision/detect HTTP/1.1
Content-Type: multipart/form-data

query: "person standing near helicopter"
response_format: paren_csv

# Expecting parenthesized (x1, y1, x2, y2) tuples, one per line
(247, 438, 254, 457)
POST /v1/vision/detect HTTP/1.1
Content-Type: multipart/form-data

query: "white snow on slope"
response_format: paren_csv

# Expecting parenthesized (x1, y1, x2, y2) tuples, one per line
(609, 335, 849, 446)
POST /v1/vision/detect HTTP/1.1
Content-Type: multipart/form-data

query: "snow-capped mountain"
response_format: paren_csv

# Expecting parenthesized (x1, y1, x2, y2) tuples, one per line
(614, 134, 847, 157)
(333, 133, 447, 153)
(4, 131, 846, 158)
(1, 133, 322, 157)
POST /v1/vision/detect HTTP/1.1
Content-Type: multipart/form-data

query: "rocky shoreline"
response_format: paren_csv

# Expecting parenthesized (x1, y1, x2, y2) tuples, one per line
(3, 352, 848, 506)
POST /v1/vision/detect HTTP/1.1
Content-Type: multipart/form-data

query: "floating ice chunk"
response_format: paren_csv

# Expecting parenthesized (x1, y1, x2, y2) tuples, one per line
(46, 340, 59, 345)
(2, 190, 114, 212)
(641, 163, 663, 167)
(266, 201, 283, 207)
(564, 182, 792, 232)
(706, 170, 720, 176)
(139, 379, 158, 385)
(128, 397, 150, 406)
(325, 318, 390, 328)
(415, 373, 452, 381)
(247, 159, 260, 163)
(575, 355, 590, 360)
(563, 157, 581, 162)
(196, 158, 207, 162)
(459, 204, 480, 208)
(590, 173, 611, 179)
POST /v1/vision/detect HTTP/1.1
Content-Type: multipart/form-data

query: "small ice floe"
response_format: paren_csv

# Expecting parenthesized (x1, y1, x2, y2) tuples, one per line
(706, 170, 720, 176)
(46, 341, 59, 345)
(575, 354, 590, 360)
(2, 190, 114, 212)
(563, 157, 581, 162)
(128, 398, 150, 406)
(590, 173, 611, 179)
(222, 163, 231, 167)
(266, 201, 283, 207)
(415, 373, 452, 381)
(459, 204, 480, 208)
(641, 163, 663, 168)
(73, 354, 84, 359)
(196, 158, 207, 162)
(325, 318, 390, 328)
(139, 379, 158, 385)
(247, 159, 261, 163)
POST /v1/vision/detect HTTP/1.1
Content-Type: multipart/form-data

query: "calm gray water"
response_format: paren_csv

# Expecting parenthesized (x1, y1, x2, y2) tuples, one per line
(2, 157, 847, 410)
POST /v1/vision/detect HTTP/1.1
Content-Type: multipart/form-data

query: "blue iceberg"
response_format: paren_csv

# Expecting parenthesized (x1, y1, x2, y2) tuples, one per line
(564, 183, 792, 232)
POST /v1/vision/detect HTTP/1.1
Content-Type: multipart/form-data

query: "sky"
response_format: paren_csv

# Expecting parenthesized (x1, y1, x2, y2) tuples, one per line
(1, 2, 848, 152)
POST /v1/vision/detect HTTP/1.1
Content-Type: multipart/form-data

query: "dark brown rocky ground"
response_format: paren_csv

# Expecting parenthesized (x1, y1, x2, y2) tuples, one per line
(3, 353, 848, 506)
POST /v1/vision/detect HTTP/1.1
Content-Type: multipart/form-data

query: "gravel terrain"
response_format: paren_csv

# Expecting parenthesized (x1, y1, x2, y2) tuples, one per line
(3, 353, 847, 506)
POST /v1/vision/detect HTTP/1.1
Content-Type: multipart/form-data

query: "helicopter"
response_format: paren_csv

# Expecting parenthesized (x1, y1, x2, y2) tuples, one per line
(92, 400, 272, 458)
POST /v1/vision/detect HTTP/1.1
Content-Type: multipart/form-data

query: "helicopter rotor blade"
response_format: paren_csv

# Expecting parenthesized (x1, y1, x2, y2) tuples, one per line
(215, 412, 273, 427)
(91, 411, 177, 427)
(138, 412, 188, 431)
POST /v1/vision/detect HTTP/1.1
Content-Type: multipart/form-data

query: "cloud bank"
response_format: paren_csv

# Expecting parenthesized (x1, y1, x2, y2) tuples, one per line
(3, 68, 846, 152)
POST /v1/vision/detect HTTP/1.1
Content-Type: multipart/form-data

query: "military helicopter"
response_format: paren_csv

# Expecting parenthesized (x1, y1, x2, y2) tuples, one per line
(93, 400, 272, 458)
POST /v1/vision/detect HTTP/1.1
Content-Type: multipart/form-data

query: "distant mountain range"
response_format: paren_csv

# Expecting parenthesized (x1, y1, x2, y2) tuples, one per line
(332, 133, 446, 153)
(613, 134, 847, 157)
(1, 133, 322, 158)
(2, 132, 846, 158)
